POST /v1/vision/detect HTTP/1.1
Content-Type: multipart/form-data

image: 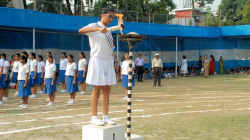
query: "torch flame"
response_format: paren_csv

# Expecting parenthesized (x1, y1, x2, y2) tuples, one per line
(114, 13, 124, 23)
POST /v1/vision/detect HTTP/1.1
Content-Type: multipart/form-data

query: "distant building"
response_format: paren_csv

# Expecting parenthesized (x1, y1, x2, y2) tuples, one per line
(170, 8, 206, 26)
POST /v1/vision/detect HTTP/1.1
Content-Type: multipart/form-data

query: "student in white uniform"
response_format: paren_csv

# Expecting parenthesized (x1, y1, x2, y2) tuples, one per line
(18, 56, 32, 109)
(0, 54, 4, 105)
(121, 52, 135, 100)
(1, 54, 10, 101)
(59, 52, 68, 93)
(78, 7, 117, 126)
(44, 55, 57, 106)
(65, 55, 79, 104)
(37, 55, 45, 94)
(29, 52, 38, 98)
(21, 51, 31, 67)
(12, 53, 20, 96)
(44, 52, 55, 102)
(78, 52, 87, 95)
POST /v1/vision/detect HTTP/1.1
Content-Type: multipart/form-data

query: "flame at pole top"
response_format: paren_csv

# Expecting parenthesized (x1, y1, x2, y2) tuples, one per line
(115, 13, 124, 23)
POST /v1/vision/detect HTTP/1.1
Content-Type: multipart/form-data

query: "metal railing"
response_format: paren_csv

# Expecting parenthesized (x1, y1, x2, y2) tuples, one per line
(7, 0, 219, 26)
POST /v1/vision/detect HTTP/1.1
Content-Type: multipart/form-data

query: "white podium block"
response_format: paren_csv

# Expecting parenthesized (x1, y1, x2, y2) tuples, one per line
(82, 124, 126, 140)
(125, 134, 144, 140)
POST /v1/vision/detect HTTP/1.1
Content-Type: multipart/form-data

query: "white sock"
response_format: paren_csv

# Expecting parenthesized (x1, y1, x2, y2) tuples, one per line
(92, 116, 98, 120)
(103, 115, 108, 119)
(70, 99, 72, 101)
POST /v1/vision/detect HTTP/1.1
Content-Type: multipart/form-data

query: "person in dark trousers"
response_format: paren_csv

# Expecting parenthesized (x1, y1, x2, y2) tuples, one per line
(198, 55, 203, 75)
(152, 53, 163, 87)
(135, 53, 144, 82)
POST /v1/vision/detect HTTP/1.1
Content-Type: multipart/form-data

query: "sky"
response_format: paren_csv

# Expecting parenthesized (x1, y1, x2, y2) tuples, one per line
(27, 0, 221, 11)
(174, 0, 222, 11)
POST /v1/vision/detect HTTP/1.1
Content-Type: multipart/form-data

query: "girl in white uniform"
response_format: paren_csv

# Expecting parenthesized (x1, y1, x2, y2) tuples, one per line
(18, 56, 32, 109)
(0, 54, 5, 105)
(37, 55, 45, 94)
(121, 52, 135, 100)
(12, 53, 20, 96)
(29, 52, 38, 98)
(65, 55, 79, 104)
(78, 7, 116, 126)
(44, 55, 57, 106)
(59, 52, 68, 93)
(78, 52, 87, 95)
(1, 54, 10, 101)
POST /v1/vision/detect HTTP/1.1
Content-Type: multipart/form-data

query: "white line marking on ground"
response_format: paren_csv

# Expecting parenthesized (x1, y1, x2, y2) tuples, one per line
(1, 107, 250, 135)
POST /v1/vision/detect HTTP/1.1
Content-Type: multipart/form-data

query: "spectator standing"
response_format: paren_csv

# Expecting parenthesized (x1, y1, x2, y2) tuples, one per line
(209, 55, 215, 75)
(219, 56, 225, 75)
(152, 53, 163, 87)
(198, 56, 203, 75)
(135, 53, 144, 82)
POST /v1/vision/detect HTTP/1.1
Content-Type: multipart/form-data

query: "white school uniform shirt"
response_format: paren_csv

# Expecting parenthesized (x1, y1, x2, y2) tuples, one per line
(65, 62, 77, 76)
(37, 61, 45, 73)
(3, 60, 10, 74)
(30, 59, 38, 72)
(18, 63, 30, 80)
(85, 21, 113, 59)
(121, 60, 135, 75)
(78, 58, 87, 71)
(12, 61, 20, 73)
(60, 58, 69, 70)
(0, 58, 5, 73)
(45, 63, 57, 78)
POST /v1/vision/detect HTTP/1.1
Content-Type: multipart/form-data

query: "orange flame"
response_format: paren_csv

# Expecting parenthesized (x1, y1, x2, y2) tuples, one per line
(114, 13, 124, 23)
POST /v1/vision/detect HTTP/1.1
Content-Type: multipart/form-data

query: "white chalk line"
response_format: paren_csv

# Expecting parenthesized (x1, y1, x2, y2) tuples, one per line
(1, 98, 250, 117)
(0, 109, 145, 125)
(1, 107, 250, 135)
(1, 102, 249, 125)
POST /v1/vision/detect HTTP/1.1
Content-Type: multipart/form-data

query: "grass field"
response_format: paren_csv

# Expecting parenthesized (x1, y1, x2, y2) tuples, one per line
(1, 75, 250, 140)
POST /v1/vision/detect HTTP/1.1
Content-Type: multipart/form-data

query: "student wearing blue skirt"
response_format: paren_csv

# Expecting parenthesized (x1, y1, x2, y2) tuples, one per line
(12, 53, 20, 96)
(78, 52, 87, 95)
(65, 55, 79, 105)
(121, 52, 135, 100)
(29, 52, 38, 98)
(59, 52, 68, 93)
(18, 56, 32, 109)
(0, 54, 5, 105)
(44, 55, 57, 106)
(37, 55, 45, 94)
(1, 53, 10, 101)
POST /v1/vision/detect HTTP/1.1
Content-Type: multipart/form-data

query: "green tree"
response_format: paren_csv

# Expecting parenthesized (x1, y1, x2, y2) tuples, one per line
(218, 0, 248, 26)
(99, 0, 176, 24)
(0, 0, 10, 7)
(242, 0, 250, 24)
(203, 6, 219, 27)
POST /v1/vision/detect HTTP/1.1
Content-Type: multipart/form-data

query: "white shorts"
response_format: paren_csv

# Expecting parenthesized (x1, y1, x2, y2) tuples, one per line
(86, 57, 116, 86)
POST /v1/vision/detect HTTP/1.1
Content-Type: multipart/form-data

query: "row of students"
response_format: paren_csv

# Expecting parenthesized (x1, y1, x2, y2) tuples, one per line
(0, 51, 87, 107)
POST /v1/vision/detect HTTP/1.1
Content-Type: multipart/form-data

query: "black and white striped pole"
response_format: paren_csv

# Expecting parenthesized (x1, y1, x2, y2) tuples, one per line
(118, 34, 147, 140)
(127, 41, 133, 140)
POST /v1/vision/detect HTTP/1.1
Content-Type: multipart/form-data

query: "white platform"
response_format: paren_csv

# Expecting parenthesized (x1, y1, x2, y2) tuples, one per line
(82, 124, 144, 140)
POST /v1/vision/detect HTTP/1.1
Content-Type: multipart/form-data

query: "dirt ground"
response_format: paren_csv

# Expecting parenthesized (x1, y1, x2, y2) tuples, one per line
(1, 74, 250, 140)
